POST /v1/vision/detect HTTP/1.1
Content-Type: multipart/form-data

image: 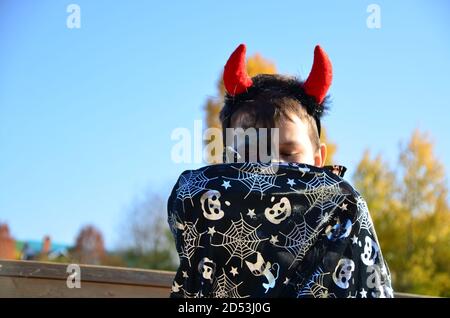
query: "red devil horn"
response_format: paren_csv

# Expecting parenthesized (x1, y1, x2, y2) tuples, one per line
(223, 44, 253, 95)
(303, 45, 333, 104)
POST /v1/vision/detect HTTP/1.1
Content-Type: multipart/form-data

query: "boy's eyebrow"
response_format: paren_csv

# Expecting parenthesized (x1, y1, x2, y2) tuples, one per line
(279, 141, 305, 152)
(280, 141, 302, 147)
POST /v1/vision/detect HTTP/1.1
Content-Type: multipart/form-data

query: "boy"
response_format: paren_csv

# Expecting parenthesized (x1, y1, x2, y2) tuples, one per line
(167, 44, 393, 298)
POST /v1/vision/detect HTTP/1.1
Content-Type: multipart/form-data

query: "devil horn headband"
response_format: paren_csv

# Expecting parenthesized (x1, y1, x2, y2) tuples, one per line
(223, 43, 332, 104)
(223, 44, 253, 96)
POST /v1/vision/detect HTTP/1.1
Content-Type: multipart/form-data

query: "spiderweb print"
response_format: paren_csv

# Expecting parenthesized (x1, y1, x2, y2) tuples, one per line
(273, 219, 321, 269)
(179, 220, 206, 266)
(297, 267, 336, 298)
(168, 211, 183, 236)
(225, 162, 285, 199)
(211, 213, 268, 267)
(176, 169, 217, 206)
(212, 268, 250, 298)
(293, 172, 347, 216)
(355, 196, 374, 234)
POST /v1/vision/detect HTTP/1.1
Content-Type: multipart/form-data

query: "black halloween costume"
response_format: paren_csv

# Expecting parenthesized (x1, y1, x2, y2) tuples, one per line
(167, 162, 393, 298)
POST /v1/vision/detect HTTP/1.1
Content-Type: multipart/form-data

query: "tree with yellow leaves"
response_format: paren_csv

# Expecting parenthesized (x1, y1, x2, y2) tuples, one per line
(320, 126, 336, 166)
(353, 129, 450, 297)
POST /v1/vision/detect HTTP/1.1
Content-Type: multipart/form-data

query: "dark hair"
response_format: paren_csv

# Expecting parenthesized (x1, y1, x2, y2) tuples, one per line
(219, 74, 329, 151)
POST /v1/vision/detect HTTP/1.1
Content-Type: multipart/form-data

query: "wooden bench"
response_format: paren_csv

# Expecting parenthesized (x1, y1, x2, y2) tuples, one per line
(0, 259, 427, 298)
(0, 259, 173, 297)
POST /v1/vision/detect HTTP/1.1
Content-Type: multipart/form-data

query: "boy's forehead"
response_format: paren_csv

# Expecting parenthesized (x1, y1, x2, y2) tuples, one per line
(229, 112, 313, 147)
(230, 108, 304, 128)
(278, 115, 311, 140)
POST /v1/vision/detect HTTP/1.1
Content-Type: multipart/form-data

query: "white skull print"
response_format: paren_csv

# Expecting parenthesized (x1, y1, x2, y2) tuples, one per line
(361, 236, 380, 266)
(198, 257, 216, 282)
(332, 258, 355, 289)
(200, 190, 225, 221)
(264, 197, 292, 224)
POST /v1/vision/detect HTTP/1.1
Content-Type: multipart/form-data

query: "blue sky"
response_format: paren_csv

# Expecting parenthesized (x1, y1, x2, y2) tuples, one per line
(1, 0, 449, 249)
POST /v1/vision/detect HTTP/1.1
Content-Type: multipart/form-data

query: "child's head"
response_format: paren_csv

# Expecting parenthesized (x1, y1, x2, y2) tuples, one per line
(220, 44, 332, 167)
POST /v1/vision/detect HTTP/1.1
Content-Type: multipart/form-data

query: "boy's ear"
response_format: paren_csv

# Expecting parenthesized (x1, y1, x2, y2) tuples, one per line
(315, 143, 327, 167)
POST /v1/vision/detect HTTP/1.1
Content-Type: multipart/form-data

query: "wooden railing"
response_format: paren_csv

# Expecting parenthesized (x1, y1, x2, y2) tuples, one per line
(0, 259, 173, 297)
(0, 259, 430, 298)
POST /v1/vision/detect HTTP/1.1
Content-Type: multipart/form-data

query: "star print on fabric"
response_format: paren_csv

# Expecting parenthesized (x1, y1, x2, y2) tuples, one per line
(341, 203, 348, 211)
(230, 267, 239, 277)
(222, 180, 231, 190)
(208, 226, 217, 236)
(351, 235, 358, 245)
(283, 277, 290, 285)
(182, 271, 189, 278)
(270, 235, 279, 245)
(360, 288, 367, 298)
(172, 281, 182, 293)
(287, 178, 296, 186)
(247, 209, 256, 219)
